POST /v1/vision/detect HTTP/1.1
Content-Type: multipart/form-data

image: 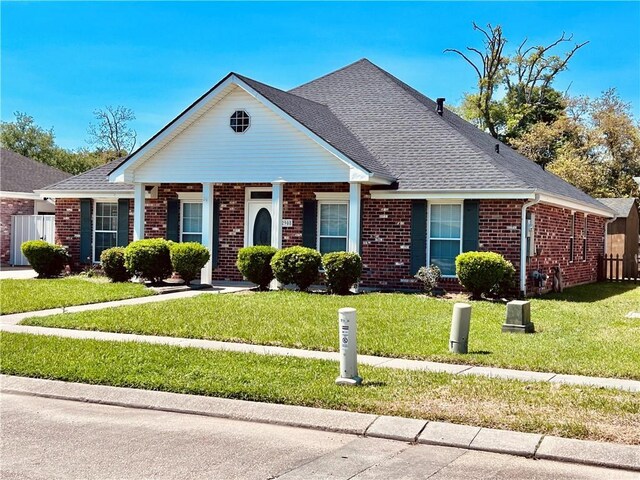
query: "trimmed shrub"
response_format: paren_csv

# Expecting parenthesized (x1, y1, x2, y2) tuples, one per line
(100, 247, 131, 282)
(170, 242, 211, 285)
(270, 246, 321, 291)
(21, 240, 69, 278)
(414, 265, 442, 294)
(124, 239, 173, 284)
(455, 251, 515, 300)
(322, 251, 362, 295)
(236, 246, 277, 291)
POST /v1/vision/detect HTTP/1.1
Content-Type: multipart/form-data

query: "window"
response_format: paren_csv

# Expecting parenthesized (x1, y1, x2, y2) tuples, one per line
(569, 212, 576, 262)
(230, 110, 250, 133)
(94, 202, 118, 262)
(429, 204, 462, 276)
(181, 202, 203, 243)
(582, 214, 588, 261)
(318, 202, 348, 254)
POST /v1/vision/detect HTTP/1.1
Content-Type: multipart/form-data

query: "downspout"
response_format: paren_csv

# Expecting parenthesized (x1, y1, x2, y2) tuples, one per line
(603, 215, 618, 255)
(520, 194, 541, 297)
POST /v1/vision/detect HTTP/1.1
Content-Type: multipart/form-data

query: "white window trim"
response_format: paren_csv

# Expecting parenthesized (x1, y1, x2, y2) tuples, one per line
(244, 187, 273, 247)
(317, 200, 349, 255)
(93, 199, 119, 263)
(180, 200, 203, 243)
(177, 191, 203, 201)
(427, 201, 464, 278)
(230, 109, 251, 134)
(314, 192, 349, 201)
(245, 186, 273, 202)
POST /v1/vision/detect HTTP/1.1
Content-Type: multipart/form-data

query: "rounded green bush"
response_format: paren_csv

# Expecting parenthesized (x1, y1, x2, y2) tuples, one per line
(321, 251, 362, 295)
(100, 247, 131, 282)
(270, 246, 321, 291)
(124, 239, 173, 284)
(170, 242, 210, 285)
(21, 240, 69, 278)
(236, 245, 277, 291)
(455, 251, 515, 300)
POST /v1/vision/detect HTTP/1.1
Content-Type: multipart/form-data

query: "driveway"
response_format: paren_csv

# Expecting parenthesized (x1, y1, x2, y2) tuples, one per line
(0, 267, 37, 280)
(2, 393, 636, 480)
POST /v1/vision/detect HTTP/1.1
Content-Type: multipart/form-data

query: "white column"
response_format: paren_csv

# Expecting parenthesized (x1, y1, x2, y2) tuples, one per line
(200, 183, 215, 285)
(271, 180, 285, 249)
(348, 182, 361, 253)
(133, 183, 145, 241)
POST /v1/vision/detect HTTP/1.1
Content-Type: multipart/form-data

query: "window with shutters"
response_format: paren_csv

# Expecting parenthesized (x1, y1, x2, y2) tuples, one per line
(428, 203, 463, 276)
(317, 202, 348, 254)
(93, 201, 118, 262)
(569, 212, 576, 262)
(582, 214, 588, 261)
(181, 202, 203, 243)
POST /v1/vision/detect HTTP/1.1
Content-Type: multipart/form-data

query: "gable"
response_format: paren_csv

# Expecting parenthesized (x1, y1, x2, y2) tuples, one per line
(126, 86, 354, 184)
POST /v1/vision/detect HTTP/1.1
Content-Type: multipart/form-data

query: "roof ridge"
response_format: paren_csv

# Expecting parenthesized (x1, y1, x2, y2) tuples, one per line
(234, 73, 333, 110)
(289, 58, 372, 93)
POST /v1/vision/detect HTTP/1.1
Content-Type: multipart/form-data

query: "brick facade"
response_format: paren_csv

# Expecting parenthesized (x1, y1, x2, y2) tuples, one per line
(0, 197, 35, 265)
(54, 185, 608, 293)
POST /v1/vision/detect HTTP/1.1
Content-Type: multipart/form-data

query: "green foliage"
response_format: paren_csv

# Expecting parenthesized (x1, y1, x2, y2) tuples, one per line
(270, 246, 321, 291)
(321, 251, 362, 295)
(124, 239, 173, 284)
(236, 246, 277, 291)
(100, 247, 131, 283)
(20, 240, 69, 278)
(455, 251, 515, 300)
(170, 242, 210, 285)
(414, 265, 442, 294)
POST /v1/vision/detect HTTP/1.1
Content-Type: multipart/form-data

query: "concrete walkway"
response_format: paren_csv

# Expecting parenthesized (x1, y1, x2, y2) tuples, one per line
(2, 321, 639, 392)
(3, 375, 639, 473)
(0, 267, 37, 280)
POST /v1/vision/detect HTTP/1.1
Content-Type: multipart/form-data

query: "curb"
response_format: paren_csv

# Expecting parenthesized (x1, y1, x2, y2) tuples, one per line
(2, 375, 638, 472)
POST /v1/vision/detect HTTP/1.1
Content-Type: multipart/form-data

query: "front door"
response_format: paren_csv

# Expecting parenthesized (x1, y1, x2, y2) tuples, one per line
(246, 201, 272, 246)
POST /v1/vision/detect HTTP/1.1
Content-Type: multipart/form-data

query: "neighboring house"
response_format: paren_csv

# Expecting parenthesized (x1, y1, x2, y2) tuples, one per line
(0, 148, 71, 265)
(37, 59, 615, 295)
(598, 197, 639, 277)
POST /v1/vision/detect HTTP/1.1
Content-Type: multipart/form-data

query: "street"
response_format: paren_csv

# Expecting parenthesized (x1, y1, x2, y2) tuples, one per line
(1, 393, 637, 480)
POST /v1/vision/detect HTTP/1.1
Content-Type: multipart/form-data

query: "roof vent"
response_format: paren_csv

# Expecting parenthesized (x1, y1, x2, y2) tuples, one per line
(494, 144, 500, 154)
(436, 98, 445, 116)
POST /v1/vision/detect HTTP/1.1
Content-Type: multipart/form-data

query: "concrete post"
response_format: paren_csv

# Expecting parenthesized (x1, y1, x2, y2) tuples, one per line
(335, 308, 362, 386)
(449, 303, 471, 354)
(502, 300, 535, 333)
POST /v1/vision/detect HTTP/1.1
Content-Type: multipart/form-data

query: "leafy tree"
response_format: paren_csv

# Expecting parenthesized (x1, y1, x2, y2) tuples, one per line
(87, 105, 137, 158)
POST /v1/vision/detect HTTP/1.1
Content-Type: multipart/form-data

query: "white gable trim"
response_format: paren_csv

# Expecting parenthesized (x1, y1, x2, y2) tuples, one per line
(109, 75, 382, 184)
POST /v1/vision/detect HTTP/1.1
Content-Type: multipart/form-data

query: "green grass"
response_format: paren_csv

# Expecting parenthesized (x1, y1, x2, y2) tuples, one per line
(0, 276, 154, 314)
(20, 283, 640, 379)
(2, 332, 638, 444)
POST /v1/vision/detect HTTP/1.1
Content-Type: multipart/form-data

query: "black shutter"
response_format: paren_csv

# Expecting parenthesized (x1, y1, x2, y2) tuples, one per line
(462, 200, 479, 252)
(117, 199, 129, 246)
(410, 200, 427, 275)
(212, 200, 220, 267)
(302, 200, 317, 249)
(166, 199, 180, 242)
(79, 199, 92, 264)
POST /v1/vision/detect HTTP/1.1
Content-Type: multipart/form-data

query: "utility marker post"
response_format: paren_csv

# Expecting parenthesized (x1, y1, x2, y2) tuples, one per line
(335, 308, 362, 386)
(449, 303, 471, 354)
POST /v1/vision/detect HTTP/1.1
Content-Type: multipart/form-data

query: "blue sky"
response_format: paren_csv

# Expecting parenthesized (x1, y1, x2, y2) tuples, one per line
(2, 1, 639, 150)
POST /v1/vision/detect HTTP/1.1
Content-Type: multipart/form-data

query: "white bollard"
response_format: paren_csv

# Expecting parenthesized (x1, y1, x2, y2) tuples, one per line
(335, 307, 362, 386)
(449, 303, 472, 354)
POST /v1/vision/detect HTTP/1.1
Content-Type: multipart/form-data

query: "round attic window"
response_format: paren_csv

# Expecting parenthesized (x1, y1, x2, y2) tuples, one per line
(230, 110, 250, 133)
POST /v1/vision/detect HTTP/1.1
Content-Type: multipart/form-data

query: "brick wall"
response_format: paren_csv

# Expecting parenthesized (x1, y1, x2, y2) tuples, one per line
(55, 198, 83, 267)
(0, 197, 35, 265)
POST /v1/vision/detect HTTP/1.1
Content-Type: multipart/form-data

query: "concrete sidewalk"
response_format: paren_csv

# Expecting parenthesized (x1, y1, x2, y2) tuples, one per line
(2, 322, 639, 392)
(2, 375, 638, 473)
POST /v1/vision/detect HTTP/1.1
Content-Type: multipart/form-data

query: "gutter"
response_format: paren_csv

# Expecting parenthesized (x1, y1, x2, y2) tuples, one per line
(520, 194, 541, 297)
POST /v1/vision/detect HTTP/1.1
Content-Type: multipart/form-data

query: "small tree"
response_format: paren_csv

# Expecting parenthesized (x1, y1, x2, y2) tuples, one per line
(87, 106, 137, 158)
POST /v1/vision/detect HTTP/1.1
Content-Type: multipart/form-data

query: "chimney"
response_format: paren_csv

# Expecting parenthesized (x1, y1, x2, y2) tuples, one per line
(436, 98, 445, 116)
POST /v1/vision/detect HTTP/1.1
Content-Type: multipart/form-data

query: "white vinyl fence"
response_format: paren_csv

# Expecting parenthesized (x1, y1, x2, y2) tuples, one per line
(10, 215, 56, 266)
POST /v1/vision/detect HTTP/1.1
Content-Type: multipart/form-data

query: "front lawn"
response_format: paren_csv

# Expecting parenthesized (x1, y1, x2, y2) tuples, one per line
(2, 332, 638, 444)
(0, 277, 154, 314)
(21, 282, 640, 379)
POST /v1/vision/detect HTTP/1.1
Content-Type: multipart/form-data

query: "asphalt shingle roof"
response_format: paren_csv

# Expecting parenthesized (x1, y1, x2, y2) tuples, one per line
(0, 148, 71, 193)
(41, 159, 133, 192)
(597, 198, 637, 218)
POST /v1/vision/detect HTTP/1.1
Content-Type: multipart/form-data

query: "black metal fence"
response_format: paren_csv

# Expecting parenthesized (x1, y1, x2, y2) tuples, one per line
(598, 254, 639, 282)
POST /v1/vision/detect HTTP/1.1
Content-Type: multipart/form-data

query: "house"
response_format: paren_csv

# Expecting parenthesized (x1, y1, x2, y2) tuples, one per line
(598, 197, 639, 277)
(37, 59, 615, 295)
(1, 148, 71, 265)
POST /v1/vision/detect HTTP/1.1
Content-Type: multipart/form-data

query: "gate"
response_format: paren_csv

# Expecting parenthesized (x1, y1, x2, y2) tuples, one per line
(598, 254, 639, 282)
(10, 215, 56, 266)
